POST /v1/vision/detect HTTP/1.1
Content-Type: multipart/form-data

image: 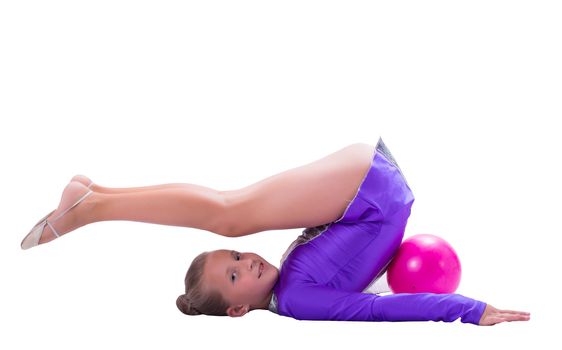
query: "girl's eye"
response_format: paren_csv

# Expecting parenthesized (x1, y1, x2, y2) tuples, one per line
(231, 252, 240, 282)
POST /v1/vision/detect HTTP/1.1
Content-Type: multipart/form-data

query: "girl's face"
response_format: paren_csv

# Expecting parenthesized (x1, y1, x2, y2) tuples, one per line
(203, 249, 279, 317)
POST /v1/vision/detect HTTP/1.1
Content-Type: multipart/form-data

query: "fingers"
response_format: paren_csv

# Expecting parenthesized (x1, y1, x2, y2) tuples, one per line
(484, 310, 531, 325)
(501, 309, 531, 315)
(497, 311, 531, 323)
(479, 305, 531, 326)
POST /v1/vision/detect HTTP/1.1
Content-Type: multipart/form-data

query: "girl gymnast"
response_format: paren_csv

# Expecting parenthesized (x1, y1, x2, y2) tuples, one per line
(21, 138, 530, 326)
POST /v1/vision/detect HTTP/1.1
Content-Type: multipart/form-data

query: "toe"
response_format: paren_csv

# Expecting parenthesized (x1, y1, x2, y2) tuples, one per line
(71, 174, 93, 188)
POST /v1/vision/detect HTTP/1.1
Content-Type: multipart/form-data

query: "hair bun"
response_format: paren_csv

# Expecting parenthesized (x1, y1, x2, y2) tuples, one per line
(176, 294, 202, 315)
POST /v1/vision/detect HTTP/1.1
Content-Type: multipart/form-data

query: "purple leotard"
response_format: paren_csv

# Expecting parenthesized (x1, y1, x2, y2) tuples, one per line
(268, 137, 487, 325)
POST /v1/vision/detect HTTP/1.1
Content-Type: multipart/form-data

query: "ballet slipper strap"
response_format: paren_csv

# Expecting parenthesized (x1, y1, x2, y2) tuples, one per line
(47, 220, 60, 238)
(48, 190, 94, 234)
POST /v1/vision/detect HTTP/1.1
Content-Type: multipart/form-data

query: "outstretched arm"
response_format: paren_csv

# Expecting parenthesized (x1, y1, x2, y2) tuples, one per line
(280, 285, 530, 326)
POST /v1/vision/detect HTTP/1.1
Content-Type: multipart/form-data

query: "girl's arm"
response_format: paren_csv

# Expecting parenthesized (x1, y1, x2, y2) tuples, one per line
(279, 285, 529, 325)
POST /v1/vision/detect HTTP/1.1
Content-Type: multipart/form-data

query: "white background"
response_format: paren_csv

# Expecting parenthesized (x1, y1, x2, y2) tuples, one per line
(1, 1, 560, 349)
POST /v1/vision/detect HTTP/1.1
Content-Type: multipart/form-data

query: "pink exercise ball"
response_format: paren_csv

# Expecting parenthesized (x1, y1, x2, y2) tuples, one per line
(387, 234, 461, 294)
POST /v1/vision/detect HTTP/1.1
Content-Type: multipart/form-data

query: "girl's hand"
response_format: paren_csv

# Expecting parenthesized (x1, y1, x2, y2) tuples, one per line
(478, 304, 531, 326)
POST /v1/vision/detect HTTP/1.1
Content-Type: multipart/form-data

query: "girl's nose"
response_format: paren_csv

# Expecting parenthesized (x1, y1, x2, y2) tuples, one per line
(246, 259, 257, 272)
(241, 256, 254, 270)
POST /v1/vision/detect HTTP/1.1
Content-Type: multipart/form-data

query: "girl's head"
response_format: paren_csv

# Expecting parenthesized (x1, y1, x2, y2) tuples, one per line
(176, 249, 279, 317)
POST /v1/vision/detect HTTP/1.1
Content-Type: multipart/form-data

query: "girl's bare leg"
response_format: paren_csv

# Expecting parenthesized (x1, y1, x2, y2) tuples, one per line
(92, 182, 215, 194)
(72, 174, 218, 195)
(223, 142, 376, 236)
(38, 143, 375, 244)
(37, 183, 227, 244)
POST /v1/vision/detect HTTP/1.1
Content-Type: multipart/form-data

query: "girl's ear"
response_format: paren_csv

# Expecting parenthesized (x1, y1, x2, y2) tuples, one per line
(227, 304, 249, 317)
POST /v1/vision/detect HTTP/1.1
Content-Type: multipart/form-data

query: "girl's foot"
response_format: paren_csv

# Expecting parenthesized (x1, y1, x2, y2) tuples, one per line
(37, 181, 96, 245)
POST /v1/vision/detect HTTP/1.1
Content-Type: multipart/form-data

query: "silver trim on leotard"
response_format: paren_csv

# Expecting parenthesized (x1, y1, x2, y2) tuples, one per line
(268, 291, 278, 314)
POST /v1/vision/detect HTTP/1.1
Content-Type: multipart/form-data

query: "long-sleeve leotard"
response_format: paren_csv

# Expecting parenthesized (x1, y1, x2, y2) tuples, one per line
(268, 137, 487, 325)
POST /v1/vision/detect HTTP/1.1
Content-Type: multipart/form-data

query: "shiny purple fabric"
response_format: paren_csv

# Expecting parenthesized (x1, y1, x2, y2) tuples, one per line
(270, 137, 486, 324)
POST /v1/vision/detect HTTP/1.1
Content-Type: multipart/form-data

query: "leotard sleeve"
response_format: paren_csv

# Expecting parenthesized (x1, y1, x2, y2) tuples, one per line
(281, 285, 487, 325)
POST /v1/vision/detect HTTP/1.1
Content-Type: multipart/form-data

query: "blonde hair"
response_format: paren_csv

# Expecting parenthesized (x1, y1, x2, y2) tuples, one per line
(176, 251, 230, 316)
